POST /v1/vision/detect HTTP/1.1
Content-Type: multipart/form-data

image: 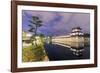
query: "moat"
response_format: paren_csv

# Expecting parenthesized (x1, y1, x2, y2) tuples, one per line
(44, 43, 90, 61)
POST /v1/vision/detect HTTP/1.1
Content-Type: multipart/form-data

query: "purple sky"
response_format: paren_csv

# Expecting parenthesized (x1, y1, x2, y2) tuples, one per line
(22, 10, 90, 36)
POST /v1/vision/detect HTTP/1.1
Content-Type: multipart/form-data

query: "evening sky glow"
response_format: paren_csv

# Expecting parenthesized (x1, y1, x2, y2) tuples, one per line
(22, 10, 90, 36)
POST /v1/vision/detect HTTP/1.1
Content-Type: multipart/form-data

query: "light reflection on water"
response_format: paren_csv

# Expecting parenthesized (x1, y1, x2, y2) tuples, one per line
(44, 42, 90, 60)
(45, 36, 90, 57)
(69, 42, 84, 48)
(67, 41, 89, 56)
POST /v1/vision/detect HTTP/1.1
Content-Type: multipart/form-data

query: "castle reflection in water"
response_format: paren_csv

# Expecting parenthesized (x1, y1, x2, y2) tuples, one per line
(52, 27, 90, 56)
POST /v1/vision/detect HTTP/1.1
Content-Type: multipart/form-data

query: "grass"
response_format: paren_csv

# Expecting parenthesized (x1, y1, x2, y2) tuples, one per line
(22, 44, 47, 62)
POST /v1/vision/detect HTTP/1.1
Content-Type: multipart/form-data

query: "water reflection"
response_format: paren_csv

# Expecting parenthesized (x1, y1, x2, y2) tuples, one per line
(50, 37, 90, 57)
(67, 38, 90, 57)
(44, 27, 90, 59)
(51, 36, 90, 57)
(44, 42, 90, 60)
(69, 42, 85, 56)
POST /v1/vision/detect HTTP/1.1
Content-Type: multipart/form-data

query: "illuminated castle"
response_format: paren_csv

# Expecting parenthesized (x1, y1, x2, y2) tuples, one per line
(69, 27, 84, 47)
(52, 27, 86, 56)
(70, 27, 84, 36)
(52, 27, 84, 47)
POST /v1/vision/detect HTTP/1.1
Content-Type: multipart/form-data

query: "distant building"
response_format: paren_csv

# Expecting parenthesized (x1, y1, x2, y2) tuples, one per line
(22, 31, 32, 40)
(22, 31, 45, 47)
(22, 31, 32, 47)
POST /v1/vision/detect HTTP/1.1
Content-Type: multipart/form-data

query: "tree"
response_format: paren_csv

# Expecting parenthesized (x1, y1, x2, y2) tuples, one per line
(22, 16, 48, 62)
(28, 16, 43, 46)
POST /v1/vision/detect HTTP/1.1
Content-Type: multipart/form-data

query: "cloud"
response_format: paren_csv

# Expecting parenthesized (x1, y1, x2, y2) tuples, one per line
(23, 10, 57, 25)
(22, 10, 90, 36)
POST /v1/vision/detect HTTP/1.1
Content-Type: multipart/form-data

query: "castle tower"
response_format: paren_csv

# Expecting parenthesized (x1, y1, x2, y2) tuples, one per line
(70, 27, 84, 49)
(70, 27, 84, 36)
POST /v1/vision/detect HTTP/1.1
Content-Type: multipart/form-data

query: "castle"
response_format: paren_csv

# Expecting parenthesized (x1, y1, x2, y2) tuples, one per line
(52, 27, 90, 56)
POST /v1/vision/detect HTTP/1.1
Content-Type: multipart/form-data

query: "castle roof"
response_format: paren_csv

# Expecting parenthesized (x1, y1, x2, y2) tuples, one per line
(72, 27, 82, 30)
